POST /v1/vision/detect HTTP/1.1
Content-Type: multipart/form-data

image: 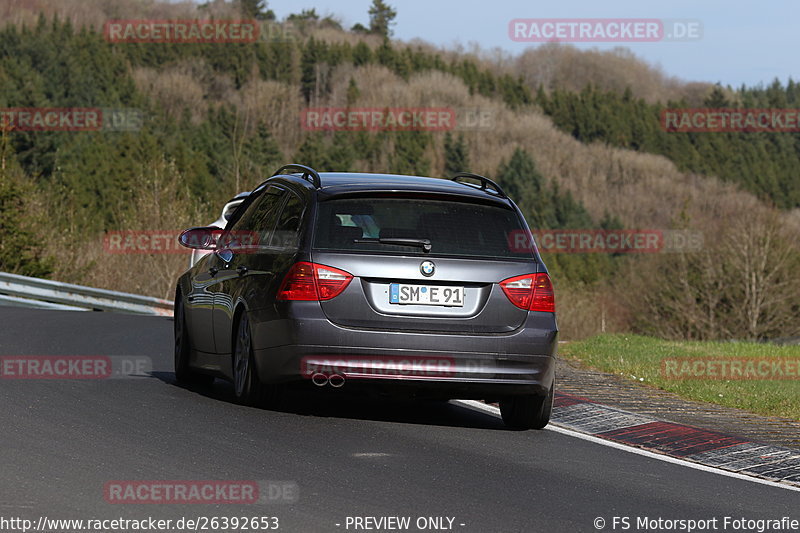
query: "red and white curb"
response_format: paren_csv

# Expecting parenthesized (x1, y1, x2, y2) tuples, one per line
(459, 393, 800, 490)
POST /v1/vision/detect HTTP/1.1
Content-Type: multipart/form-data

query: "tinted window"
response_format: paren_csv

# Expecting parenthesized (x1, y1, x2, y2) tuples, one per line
(228, 186, 285, 247)
(314, 197, 532, 259)
(271, 194, 304, 248)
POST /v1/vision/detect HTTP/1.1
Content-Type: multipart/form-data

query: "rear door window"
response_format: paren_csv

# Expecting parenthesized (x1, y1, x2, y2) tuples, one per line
(271, 193, 305, 249)
(228, 186, 286, 248)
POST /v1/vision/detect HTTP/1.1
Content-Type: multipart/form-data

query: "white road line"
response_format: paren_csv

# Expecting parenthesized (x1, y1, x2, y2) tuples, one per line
(454, 399, 800, 493)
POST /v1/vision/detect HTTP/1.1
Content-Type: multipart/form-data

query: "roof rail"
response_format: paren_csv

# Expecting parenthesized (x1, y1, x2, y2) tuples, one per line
(451, 173, 507, 198)
(272, 164, 322, 189)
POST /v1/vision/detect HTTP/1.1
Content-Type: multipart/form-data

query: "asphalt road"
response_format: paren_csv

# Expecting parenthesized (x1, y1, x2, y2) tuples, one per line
(0, 307, 796, 533)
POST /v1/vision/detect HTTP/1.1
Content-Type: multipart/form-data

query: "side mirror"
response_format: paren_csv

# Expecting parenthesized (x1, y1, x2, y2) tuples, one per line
(178, 227, 221, 250)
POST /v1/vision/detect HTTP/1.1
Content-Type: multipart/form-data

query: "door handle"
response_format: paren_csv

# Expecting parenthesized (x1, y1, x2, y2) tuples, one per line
(187, 295, 195, 301)
(237, 265, 248, 276)
(209, 266, 219, 276)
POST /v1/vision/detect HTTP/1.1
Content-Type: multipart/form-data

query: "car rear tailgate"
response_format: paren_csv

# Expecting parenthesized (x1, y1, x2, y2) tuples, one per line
(313, 252, 541, 334)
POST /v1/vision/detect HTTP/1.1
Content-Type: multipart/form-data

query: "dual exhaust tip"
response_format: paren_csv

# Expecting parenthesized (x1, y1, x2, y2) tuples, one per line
(311, 372, 345, 388)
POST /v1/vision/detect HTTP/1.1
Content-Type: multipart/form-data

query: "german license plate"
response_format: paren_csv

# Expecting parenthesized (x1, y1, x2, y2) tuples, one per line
(389, 284, 465, 307)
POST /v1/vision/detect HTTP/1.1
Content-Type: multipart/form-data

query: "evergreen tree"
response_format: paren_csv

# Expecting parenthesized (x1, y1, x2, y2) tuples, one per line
(287, 9, 319, 23)
(352, 41, 372, 65)
(243, 123, 284, 182)
(237, 0, 275, 20)
(0, 156, 53, 277)
(293, 133, 356, 171)
(368, 0, 397, 38)
(443, 132, 469, 176)
(389, 132, 430, 175)
(346, 78, 361, 106)
(495, 148, 548, 226)
(300, 38, 330, 103)
(703, 85, 730, 107)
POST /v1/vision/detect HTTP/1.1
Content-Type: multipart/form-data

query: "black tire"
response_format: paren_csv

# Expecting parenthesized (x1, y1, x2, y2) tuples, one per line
(499, 385, 554, 430)
(174, 296, 214, 387)
(232, 312, 282, 408)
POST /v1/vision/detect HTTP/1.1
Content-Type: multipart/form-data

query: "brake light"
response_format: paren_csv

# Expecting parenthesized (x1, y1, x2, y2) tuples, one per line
(277, 262, 353, 301)
(499, 273, 555, 312)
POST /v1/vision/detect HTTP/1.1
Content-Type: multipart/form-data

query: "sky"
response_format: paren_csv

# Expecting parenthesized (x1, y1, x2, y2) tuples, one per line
(259, 0, 800, 88)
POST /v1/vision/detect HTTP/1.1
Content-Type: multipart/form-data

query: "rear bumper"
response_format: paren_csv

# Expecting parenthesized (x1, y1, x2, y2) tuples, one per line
(249, 303, 557, 398)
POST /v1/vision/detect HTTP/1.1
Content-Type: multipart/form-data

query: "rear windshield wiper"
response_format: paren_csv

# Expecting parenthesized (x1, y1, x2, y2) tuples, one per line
(354, 238, 432, 253)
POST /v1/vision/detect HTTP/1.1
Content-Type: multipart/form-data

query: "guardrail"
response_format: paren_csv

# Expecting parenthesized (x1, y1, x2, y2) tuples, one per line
(0, 272, 173, 316)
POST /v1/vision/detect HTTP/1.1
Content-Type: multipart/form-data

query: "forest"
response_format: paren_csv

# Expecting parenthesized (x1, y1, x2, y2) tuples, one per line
(1, 0, 798, 341)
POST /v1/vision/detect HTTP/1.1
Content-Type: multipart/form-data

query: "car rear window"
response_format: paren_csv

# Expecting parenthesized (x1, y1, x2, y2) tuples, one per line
(314, 197, 534, 260)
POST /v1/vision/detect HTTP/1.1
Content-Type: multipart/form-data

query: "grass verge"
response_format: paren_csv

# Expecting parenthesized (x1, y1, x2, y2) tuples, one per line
(559, 334, 800, 421)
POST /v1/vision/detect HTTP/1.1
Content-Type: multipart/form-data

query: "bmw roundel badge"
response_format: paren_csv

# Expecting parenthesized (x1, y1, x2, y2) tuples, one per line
(420, 261, 435, 277)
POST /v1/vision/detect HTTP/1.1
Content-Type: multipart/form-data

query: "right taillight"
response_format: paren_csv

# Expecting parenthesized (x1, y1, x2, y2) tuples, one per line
(499, 273, 555, 313)
(277, 262, 353, 301)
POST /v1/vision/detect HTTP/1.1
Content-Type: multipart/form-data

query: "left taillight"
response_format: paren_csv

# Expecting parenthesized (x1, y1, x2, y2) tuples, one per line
(277, 262, 353, 301)
(499, 272, 555, 313)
